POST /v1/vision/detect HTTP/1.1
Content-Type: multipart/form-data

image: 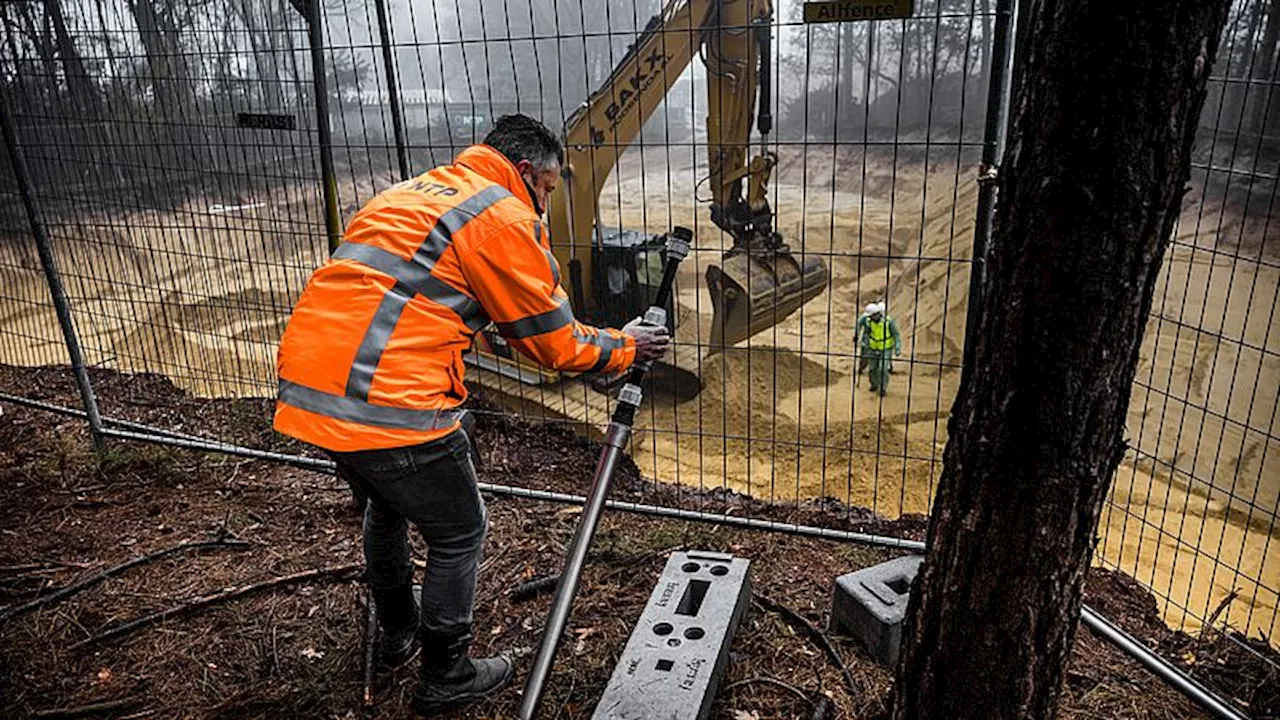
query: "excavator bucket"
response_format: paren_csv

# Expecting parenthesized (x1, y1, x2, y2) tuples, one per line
(706, 249, 829, 347)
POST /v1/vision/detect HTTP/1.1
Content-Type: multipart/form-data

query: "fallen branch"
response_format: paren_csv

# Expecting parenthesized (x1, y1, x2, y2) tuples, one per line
(478, 545, 507, 574)
(0, 536, 251, 623)
(32, 698, 138, 718)
(551, 667, 577, 720)
(0, 562, 67, 574)
(510, 574, 561, 603)
(70, 563, 361, 650)
(508, 545, 687, 602)
(599, 544, 687, 584)
(754, 593, 859, 701)
(0, 566, 65, 580)
(722, 675, 812, 704)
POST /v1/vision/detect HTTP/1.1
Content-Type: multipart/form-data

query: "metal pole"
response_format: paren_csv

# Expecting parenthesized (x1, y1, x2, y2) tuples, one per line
(304, 0, 343, 252)
(372, 0, 410, 181)
(960, 0, 1015, 380)
(1079, 607, 1248, 720)
(519, 426, 629, 719)
(519, 228, 692, 719)
(0, 89, 106, 455)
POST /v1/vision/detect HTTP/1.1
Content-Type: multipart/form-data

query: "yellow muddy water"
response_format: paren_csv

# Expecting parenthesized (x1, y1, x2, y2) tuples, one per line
(1, 146, 1275, 644)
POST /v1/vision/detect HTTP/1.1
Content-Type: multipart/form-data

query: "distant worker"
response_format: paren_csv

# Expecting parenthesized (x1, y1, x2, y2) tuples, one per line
(855, 300, 896, 381)
(273, 115, 670, 716)
(855, 302, 877, 383)
(858, 302, 901, 396)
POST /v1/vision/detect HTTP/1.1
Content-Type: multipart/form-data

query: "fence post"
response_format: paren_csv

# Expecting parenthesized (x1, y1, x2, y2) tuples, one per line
(373, 0, 411, 181)
(0, 89, 106, 455)
(961, 0, 1016, 381)
(304, 0, 344, 252)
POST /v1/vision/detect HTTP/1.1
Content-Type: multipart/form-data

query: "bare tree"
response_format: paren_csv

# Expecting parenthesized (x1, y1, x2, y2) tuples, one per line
(1251, 0, 1280, 135)
(11, 1, 61, 103)
(126, 0, 197, 119)
(43, 0, 100, 115)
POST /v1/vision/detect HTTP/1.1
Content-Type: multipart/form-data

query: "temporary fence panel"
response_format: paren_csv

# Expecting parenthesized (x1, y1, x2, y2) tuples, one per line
(0, 0, 328, 404)
(1096, 0, 1280, 666)
(0, 0, 1275, 693)
(0, 173, 64, 371)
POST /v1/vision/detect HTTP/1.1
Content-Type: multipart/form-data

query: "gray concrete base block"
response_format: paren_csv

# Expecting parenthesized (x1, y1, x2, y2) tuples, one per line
(592, 551, 752, 720)
(830, 554, 923, 667)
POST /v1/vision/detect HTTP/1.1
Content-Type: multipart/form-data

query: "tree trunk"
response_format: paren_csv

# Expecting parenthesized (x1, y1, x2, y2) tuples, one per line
(899, 22, 911, 88)
(127, 0, 193, 119)
(238, 0, 284, 111)
(43, 0, 101, 116)
(16, 2, 60, 100)
(1251, 0, 1280, 135)
(261, 0, 287, 111)
(840, 21, 856, 107)
(890, 1, 1232, 719)
(1224, 0, 1263, 129)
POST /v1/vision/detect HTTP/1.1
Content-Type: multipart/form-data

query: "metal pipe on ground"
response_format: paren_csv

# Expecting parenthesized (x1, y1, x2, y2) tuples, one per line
(1079, 607, 1247, 720)
(0, 393, 919, 550)
(0, 392, 237, 447)
(101, 428, 334, 471)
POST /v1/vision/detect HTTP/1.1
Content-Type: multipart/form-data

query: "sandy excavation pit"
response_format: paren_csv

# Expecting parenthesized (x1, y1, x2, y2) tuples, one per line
(0, 144, 1276, 646)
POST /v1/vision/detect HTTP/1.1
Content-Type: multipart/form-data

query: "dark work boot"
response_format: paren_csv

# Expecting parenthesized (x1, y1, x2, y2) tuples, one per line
(373, 584, 421, 669)
(413, 630, 514, 717)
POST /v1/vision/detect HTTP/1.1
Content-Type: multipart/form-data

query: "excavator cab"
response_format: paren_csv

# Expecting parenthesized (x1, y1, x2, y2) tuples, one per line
(591, 228, 676, 337)
(586, 225, 827, 349)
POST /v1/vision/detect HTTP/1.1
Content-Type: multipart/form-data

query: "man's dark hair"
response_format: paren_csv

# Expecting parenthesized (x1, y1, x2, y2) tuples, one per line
(483, 114, 563, 171)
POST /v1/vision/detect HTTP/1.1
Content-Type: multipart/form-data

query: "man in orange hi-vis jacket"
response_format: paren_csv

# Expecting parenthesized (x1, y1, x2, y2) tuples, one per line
(274, 115, 669, 716)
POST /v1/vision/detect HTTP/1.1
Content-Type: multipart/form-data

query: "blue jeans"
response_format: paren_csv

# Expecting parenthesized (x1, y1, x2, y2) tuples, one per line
(329, 429, 487, 636)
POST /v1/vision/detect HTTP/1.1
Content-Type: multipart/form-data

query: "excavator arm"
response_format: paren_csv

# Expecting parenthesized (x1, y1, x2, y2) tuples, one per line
(549, 0, 828, 347)
(549, 0, 713, 301)
(470, 0, 827, 387)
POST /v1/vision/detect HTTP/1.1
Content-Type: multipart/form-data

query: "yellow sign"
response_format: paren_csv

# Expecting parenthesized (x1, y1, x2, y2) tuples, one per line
(803, 0, 914, 23)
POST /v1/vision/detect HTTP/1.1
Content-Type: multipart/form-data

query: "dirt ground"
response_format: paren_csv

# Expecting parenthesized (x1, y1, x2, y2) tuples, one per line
(1, 144, 1276, 645)
(1, 365, 1277, 719)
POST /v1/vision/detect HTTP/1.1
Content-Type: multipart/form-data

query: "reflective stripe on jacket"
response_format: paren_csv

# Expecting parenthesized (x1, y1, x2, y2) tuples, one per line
(275, 144, 636, 452)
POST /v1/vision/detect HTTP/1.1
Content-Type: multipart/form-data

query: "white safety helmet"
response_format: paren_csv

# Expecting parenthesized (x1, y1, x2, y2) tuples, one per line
(865, 303, 878, 315)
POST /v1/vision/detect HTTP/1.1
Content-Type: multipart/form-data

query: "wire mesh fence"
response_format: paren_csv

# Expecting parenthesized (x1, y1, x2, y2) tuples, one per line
(0, 0, 327, 400)
(0, 0, 1276, 695)
(1097, 0, 1280, 659)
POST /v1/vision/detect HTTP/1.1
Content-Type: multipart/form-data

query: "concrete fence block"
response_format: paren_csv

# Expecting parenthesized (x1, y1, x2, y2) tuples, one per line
(830, 554, 923, 667)
(592, 550, 752, 720)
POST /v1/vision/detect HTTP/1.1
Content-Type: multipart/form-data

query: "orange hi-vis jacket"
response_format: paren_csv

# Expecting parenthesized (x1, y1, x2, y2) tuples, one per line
(275, 145, 637, 452)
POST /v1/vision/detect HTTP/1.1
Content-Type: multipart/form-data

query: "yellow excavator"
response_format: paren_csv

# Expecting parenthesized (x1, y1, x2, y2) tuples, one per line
(470, 0, 828, 392)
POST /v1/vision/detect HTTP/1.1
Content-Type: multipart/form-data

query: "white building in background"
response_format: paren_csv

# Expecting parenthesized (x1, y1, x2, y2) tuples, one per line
(355, 87, 453, 107)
